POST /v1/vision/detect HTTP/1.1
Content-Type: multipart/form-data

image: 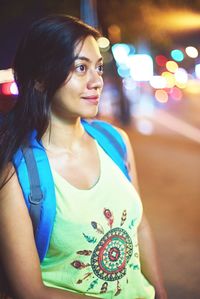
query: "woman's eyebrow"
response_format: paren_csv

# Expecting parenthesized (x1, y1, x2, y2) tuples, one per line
(74, 56, 103, 63)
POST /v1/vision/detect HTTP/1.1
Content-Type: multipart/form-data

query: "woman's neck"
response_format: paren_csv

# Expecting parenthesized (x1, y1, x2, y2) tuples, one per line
(42, 116, 86, 152)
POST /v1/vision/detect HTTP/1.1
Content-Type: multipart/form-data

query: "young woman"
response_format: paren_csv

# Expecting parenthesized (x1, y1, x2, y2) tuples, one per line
(0, 15, 167, 299)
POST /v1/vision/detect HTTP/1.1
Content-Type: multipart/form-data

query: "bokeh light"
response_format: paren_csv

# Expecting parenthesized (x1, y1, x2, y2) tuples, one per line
(108, 24, 121, 43)
(170, 49, 184, 62)
(117, 65, 130, 78)
(195, 63, 200, 79)
(135, 119, 154, 135)
(155, 55, 168, 67)
(130, 54, 153, 81)
(185, 79, 200, 94)
(10, 82, 18, 95)
(0, 68, 14, 83)
(169, 87, 183, 101)
(174, 68, 188, 84)
(1, 81, 18, 95)
(97, 37, 110, 51)
(111, 43, 130, 64)
(161, 71, 175, 88)
(175, 81, 187, 89)
(122, 77, 137, 90)
(2, 82, 12, 95)
(185, 46, 198, 58)
(155, 89, 168, 103)
(166, 60, 178, 73)
(149, 76, 167, 89)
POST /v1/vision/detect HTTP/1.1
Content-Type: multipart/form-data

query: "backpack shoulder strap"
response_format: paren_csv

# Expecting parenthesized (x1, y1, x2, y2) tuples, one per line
(12, 135, 56, 262)
(82, 119, 131, 181)
(21, 146, 43, 237)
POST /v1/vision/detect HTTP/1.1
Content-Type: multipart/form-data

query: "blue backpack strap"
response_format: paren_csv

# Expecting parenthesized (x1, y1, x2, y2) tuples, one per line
(82, 119, 131, 181)
(21, 146, 43, 237)
(12, 134, 56, 262)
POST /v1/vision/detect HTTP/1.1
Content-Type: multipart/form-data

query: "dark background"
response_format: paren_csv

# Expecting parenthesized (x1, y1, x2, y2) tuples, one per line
(1, 0, 200, 68)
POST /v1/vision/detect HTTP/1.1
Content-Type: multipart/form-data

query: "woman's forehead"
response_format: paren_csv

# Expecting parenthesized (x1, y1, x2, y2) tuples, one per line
(74, 36, 101, 59)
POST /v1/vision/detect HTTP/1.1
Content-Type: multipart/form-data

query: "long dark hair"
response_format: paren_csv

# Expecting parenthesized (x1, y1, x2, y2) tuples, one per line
(0, 15, 100, 185)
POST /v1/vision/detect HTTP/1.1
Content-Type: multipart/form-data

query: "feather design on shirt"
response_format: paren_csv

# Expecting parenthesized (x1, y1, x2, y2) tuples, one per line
(87, 278, 98, 291)
(76, 272, 93, 284)
(71, 260, 90, 269)
(128, 218, 137, 229)
(129, 263, 140, 270)
(120, 209, 127, 226)
(82, 233, 97, 243)
(103, 208, 114, 229)
(114, 280, 121, 296)
(91, 221, 104, 234)
(100, 282, 108, 293)
(77, 250, 92, 256)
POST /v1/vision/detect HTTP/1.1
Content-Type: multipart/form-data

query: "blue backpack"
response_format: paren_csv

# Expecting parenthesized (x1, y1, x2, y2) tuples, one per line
(12, 119, 131, 262)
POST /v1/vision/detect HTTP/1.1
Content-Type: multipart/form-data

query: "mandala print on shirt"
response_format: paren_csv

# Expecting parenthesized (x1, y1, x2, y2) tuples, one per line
(71, 208, 137, 296)
(91, 226, 133, 281)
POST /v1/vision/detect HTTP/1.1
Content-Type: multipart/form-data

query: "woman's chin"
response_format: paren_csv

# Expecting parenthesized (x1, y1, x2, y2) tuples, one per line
(80, 107, 99, 119)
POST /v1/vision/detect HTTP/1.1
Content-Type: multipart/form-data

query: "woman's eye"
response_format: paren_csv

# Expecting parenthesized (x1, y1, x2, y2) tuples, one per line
(97, 64, 104, 75)
(76, 64, 86, 73)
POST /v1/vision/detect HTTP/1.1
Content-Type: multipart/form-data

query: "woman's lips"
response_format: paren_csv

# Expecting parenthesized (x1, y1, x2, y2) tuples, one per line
(81, 96, 99, 104)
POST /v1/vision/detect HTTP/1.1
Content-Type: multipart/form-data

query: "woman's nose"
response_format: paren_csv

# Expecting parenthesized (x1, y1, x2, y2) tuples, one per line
(87, 70, 103, 90)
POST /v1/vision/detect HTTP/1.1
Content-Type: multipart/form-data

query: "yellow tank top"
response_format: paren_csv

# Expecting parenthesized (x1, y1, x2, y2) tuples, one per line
(41, 141, 155, 299)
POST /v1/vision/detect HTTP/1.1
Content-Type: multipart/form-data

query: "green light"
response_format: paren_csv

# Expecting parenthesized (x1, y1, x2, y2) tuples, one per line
(171, 49, 184, 62)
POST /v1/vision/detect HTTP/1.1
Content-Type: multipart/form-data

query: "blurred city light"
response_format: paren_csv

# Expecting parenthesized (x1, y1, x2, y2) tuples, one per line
(169, 87, 183, 101)
(111, 43, 130, 64)
(122, 77, 137, 90)
(117, 65, 130, 78)
(170, 49, 184, 62)
(10, 82, 18, 95)
(161, 71, 175, 88)
(166, 60, 179, 73)
(175, 81, 187, 89)
(185, 79, 200, 94)
(0, 68, 14, 83)
(1, 81, 18, 95)
(135, 119, 154, 135)
(155, 89, 168, 103)
(97, 37, 110, 51)
(128, 44, 136, 55)
(130, 54, 153, 81)
(148, 9, 200, 32)
(155, 55, 168, 67)
(185, 46, 199, 58)
(108, 24, 121, 43)
(174, 67, 188, 84)
(149, 76, 167, 89)
(1, 82, 12, 95)
(195, 63, 200, 79)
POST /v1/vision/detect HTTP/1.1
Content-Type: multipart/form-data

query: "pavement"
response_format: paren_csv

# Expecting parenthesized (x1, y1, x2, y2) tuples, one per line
(121, 121, 200, 299)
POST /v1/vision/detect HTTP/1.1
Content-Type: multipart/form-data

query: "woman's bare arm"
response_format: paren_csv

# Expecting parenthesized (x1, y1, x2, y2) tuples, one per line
(0, 166, 98, 299)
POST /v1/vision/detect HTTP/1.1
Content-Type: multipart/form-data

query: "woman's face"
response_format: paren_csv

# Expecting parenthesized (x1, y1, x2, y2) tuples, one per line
(51, 35, 104, 121)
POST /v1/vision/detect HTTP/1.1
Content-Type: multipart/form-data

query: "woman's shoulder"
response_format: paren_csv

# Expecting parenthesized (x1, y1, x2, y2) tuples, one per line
(112, 125, 131, 148)
(113, 125, 139, 190)
(0, 162, 23, 204)
(0, 162, 15, 189)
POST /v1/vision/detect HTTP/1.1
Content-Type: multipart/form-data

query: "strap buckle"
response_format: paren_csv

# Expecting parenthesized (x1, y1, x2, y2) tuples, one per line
(29, 190, 43, 205)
